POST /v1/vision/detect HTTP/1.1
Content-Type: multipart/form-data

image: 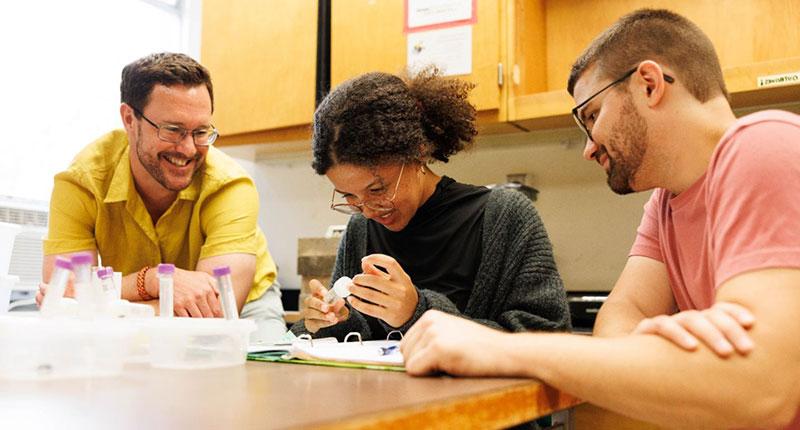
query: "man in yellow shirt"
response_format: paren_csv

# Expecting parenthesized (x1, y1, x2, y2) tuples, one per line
(38, 52, 285, 341)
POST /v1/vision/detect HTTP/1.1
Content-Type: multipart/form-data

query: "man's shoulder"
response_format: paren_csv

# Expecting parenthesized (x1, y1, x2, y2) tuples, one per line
(721, 110, 800, 149)
(201, 147, 253, 188)
(730, 110, 800, 131)
(714, 110, 800, 169)
(59, 130, 128, 186)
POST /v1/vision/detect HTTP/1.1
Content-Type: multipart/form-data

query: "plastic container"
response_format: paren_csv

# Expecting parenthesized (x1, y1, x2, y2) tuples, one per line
(0, 274, 19, 313)
(0, 222, 20, 275)
(0, 315, 135, 380)
(146, 318, 256, 369)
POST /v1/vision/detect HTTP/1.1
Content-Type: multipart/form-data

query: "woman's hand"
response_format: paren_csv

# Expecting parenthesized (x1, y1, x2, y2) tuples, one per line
(301, 279, 350, 333)
(348, 254, 419, 328)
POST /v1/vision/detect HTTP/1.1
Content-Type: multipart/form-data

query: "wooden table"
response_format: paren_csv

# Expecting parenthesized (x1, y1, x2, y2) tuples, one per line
(0, 361, 581, 429)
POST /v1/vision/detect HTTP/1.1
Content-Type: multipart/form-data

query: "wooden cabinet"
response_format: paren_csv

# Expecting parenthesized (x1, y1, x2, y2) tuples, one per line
(201, 0, 799, 147)
(507, 0, 800, 130)
(202, 0, 517, 146)
(201, 0, 318, 145)
(330, 1, 506, 117)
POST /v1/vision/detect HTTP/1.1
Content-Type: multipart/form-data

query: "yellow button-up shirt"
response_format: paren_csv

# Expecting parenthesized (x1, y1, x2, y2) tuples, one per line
(44, 130, 277, 302)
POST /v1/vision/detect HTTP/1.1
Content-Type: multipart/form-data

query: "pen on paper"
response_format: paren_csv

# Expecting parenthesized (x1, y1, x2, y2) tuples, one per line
(379, 345, 400, 356)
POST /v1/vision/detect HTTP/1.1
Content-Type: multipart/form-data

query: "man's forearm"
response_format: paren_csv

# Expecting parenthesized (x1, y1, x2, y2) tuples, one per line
(501, 331, 798, 428)
(197, 253, 256, 312)
(591, 256, 676, 337)
(592, 299, 647, 337)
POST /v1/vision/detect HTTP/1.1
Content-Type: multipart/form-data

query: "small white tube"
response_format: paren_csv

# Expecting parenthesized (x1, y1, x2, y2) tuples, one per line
(213, 266, 238, 320)
(157, 264, 175, 318)
(40, 257, 73, 317)
(323, 276, 352, 304)
(96, 267, 116, 316)
(71, 252, 94, 318)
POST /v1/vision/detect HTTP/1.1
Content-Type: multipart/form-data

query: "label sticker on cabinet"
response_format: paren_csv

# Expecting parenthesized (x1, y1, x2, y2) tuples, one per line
(756, 71, 800, 88)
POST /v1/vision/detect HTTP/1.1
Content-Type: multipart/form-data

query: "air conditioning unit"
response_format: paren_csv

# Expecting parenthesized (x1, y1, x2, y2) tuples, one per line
(0, 196, 48, 312)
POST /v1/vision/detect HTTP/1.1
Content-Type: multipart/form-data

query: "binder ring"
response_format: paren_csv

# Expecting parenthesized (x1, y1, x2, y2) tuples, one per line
(343, 332, 363, 345)
(297, 333, 314, 347)
(386, 330, 404, 341)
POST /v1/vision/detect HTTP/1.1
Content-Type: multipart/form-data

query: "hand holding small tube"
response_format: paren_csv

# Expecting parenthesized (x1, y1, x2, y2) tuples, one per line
(302, 279, 350, 333)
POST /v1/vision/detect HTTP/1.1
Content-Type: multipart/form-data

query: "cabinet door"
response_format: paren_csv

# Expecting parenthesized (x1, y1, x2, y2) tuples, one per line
(509, 0, 800, 129)
(201, 0, 318, 137)
(331, 1, 503, 113)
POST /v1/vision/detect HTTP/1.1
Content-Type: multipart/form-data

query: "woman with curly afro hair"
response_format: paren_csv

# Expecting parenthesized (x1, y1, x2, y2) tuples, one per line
(291, 69, 571, 340)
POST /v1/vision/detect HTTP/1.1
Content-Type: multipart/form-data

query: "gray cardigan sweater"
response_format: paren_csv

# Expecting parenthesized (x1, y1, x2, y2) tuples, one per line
(291, 188, 571, 339)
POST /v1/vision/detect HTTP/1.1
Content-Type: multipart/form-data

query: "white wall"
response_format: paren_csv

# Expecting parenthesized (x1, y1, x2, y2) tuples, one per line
(0, 0, 198, 202)
(222, 127, 651, 294)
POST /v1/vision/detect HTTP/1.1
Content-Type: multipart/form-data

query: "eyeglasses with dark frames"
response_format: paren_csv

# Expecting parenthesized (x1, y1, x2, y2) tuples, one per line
(330, 163, 405, 215)
(132, 106, 219, 146)
(571, 67, 674, 142)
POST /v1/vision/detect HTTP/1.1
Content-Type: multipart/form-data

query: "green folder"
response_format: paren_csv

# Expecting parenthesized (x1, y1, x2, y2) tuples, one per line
(248, 351, 406, 372)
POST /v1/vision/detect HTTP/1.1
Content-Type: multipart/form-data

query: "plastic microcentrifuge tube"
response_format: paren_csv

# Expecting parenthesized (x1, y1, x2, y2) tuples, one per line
(323, 276, 352, 305)
(213, 266, 238, 320)
(97, 267, 116, 297)
(40, 256, 73, 317)
(157, 264, 175, 318)
(71, 252, 94, 317)
(96, 267, 116, 315)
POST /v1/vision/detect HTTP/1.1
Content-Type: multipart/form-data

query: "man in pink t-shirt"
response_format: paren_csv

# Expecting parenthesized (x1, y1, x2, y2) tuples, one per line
(399, 8, 800, 429)
(630, 110, 800, 313)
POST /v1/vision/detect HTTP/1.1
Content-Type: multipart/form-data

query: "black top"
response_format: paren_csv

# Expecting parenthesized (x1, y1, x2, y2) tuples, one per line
(366, 176, 491, 311)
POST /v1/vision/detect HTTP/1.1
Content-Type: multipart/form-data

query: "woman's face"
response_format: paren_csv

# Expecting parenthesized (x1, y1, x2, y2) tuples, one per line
(326, 162, 427, 232)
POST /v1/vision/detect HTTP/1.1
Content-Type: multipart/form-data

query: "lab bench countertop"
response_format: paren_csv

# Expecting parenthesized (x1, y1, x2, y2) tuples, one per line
(0, 361, 581, 429)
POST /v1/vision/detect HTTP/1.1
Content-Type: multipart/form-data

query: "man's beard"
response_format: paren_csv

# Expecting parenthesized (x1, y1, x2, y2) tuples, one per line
(135, 125, 202, 192)
(603, 96, 648, 195)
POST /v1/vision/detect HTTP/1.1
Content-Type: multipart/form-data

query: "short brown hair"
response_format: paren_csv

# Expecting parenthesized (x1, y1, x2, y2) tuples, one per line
(120, 52, 214, 114)
(311, 68, 477, 174)
(567, 9, 728, 103)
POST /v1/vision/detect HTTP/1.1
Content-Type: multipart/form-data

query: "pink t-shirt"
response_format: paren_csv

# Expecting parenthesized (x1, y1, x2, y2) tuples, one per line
(631, 111, 800, 429)
(631, 110, 800, 310)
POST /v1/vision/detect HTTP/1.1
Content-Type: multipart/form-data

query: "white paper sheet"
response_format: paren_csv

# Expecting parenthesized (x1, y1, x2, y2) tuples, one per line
(407, 25, 472, 76)
(407, 0, 473, 29)
(289, 340, 404, 366)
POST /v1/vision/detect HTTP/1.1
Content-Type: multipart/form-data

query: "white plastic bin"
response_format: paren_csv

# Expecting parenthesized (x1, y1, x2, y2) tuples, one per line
(146, 318, 256, 369)
(0, 222, 20, 275)
(0, 315, 136, 379)
(0, 274, 19, 313)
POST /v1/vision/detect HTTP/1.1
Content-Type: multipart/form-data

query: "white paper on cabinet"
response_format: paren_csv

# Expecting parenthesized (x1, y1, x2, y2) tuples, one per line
(407, 0, 473, 29)
(407, 25, 472, 77)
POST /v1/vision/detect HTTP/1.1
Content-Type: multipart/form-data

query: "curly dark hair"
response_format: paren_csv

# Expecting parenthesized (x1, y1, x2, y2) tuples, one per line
(311, 68, 477, 174)
(120, 52, 214, 116)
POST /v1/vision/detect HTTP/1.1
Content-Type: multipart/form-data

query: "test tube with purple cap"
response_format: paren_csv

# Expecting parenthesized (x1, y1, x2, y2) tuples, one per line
(40, 256, 73, 317)
(71, 252, 94, 315)
(213, 266, 238, 320)
(96, 267, 115, 296)
(157, 264, 175, 318)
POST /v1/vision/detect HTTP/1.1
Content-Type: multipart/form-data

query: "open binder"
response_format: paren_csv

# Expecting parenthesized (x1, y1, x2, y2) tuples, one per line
(248, 332, 405, 372)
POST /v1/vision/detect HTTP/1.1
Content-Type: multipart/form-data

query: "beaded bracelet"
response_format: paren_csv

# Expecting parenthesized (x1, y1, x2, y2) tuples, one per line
(136, 266, 154, 301)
